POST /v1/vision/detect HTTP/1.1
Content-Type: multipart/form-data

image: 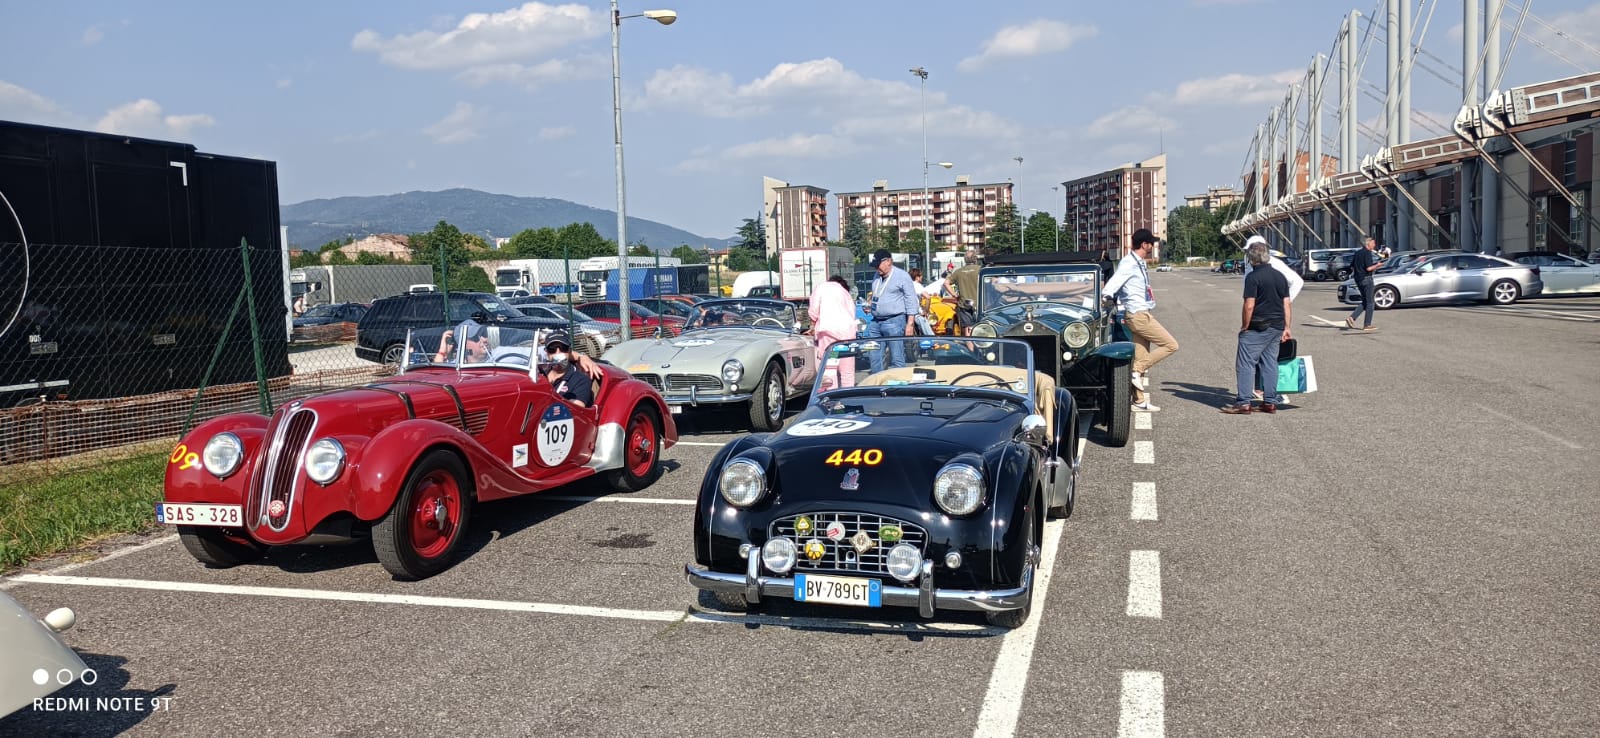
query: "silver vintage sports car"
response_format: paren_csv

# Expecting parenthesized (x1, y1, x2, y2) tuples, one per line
(603, 299, 816, 431)
(1, 590, 86, 718)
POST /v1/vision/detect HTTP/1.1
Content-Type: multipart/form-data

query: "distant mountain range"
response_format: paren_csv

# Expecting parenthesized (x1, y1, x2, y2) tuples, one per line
(281, 188, 736, 252)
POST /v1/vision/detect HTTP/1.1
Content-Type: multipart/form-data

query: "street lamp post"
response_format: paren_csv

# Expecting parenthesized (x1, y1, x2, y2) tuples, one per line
(611, 2, 676, 341)
(911, 66, 929, 279)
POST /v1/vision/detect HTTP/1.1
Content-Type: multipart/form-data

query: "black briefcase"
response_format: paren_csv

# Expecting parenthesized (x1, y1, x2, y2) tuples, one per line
(1278, 338, 1298, 362)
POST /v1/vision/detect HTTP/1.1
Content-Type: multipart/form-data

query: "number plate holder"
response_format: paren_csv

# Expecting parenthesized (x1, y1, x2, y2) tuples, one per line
(155, 503, 244, 527)
(794, 573, 882, 607)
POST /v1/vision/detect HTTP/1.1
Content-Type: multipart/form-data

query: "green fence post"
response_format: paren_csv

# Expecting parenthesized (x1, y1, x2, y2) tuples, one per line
(184, 286, 247, 433)
(438, 244, 450, 323)
(239, 238, 271, 415)
(563, 240, 574, 339)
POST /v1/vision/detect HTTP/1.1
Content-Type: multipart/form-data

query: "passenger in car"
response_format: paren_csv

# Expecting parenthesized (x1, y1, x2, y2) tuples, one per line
(541, 332, 594, 408)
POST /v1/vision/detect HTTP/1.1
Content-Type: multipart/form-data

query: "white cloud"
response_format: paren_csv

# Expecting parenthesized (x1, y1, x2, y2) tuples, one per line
(1167, 70, 1301, 106)
(0, 81, 81, 127)
(454, 55, 602, 89)
(958, 19, 1098, 72)
(82, 26, 104, 45)
(423, 102, 482, 144)
(276, 78, 292, 89)
(351, 2, 602, 71)
(1085, 105, 1175, 140)
(95, 99, 215, 139)
(537, 125, 575, 140)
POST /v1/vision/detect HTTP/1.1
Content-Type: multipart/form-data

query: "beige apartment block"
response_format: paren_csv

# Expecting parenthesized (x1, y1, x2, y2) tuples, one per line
(1060, 154, 1167, 259)
(835, 177, 1014, 253)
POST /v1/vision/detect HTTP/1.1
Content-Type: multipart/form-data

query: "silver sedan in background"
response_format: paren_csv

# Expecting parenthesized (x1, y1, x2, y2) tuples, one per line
(504, 298, 624, 356)
(1338, 253, 1543, 309)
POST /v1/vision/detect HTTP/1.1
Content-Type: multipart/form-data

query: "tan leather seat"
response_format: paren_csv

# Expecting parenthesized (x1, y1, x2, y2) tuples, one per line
(858, 365, 1055, 438)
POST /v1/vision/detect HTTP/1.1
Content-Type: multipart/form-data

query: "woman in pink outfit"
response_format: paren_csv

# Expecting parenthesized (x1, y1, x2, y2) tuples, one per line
(808, 275, 858, 390)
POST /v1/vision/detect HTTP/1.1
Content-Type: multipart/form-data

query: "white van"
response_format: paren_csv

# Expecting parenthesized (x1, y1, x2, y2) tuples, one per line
(730, 271, 781, 298)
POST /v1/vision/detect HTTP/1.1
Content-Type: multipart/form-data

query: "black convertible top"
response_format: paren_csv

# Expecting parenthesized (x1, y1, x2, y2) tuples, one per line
(982, 250, 1104, 266)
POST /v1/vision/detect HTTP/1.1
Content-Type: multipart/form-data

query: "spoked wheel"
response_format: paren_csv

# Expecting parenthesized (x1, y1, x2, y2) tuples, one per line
(373, 449, 474, 580)
(607, 405, 663, 492)
(748, 362, 785, 432)
(1374, 285, 1399, 310)
(381, 343, 406, 367)
(1489, 279, 1521, 305)
(179, 526, 266, 568)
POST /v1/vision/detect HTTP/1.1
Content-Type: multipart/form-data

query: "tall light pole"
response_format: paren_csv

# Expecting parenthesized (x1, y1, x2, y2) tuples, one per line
(911, 66, 929, 279)
(612, 2, 676, 340)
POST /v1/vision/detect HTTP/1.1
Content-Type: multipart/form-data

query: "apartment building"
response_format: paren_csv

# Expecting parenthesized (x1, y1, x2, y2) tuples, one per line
(834, 177, 1015, 253)
(1182, 186, 1244, 213)
(762, 177, 830, 256)
(1060, 154, 1167, 258)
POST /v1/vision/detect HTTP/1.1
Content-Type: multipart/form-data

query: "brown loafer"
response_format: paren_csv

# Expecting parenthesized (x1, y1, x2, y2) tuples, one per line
(1254, 402, 1277, 414)
(1219, 403, 1252, 415)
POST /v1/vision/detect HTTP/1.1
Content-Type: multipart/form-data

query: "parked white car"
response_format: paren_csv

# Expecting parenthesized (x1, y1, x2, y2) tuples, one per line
(1507, 251, 1600, 295)
(1, 590, 86, 718)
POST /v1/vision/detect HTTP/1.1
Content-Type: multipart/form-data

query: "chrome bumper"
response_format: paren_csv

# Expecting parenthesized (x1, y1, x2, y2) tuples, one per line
(665, 383, 753, 407)
(684, 558, 1032, 617)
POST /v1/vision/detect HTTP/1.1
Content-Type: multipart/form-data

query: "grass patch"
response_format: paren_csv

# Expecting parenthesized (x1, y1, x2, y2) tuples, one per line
(0, 451, 167, 571)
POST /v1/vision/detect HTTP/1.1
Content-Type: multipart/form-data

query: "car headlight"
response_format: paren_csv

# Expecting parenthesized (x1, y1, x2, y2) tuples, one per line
(885, 543, 922, 582)
(933, 462, 984, 516)
(718, 457, 766, 507)
(761, 537, 797, 574)
(970, 323, 996, 338)
(201, 433, 243, 479)
(1063, 321, 1090, 348)
(722, 359, 744, 384)
(304, 438, 346, 484)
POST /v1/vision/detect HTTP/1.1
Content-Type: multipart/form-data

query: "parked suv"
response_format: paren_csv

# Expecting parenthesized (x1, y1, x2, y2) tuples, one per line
(355, 291, 566, 365)
(1305, 248, 1356, 281)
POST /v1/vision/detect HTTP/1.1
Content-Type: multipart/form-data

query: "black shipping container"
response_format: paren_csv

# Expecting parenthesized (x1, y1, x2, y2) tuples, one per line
(0, 121, 290, 406)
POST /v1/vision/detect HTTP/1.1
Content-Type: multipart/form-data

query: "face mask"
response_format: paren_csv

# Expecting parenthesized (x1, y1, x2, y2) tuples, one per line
(548, 352, 569, 365)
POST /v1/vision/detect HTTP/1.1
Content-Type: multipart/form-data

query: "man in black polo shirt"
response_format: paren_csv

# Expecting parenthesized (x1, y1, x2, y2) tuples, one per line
(541, 332, 594, 408)
(1221, 241, 1292, 414)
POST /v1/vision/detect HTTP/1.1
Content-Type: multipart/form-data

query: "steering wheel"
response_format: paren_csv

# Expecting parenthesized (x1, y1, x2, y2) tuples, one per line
(752, 317, 785, 328)
(950, 370, 1010, 388)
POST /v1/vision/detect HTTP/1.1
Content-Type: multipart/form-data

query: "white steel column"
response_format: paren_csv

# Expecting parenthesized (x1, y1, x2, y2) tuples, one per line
(1310, 54, 1324, 247)
(1481, 0, 1502, 252)
(1461, 0, 1480, 252)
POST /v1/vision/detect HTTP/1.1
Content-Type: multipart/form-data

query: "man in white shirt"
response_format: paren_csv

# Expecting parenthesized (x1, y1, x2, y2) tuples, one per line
(1102, 228, 1179, 411)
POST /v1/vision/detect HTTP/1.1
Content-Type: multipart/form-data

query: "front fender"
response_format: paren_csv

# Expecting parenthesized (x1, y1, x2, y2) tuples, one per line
(163, 413, 270, 505)
(1087, 340, 1135, 362)
(693, 434, 772, 567)
(984, 442, 1041, 586)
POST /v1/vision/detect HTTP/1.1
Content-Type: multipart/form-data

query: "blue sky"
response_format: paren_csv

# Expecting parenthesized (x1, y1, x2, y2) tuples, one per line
(4, 1, 1598, 241)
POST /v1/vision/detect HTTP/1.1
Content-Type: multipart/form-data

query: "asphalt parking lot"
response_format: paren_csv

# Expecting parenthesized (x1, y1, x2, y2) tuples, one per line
(5, 271, 1598, 737)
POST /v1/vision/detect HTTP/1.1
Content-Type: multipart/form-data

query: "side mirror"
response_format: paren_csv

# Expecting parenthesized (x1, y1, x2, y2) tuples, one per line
(1021, 414, 1047, 443)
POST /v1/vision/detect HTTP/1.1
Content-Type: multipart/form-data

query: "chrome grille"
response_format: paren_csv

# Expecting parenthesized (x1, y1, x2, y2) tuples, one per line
(665, 374, 721, 394)
(635, 373, 664, 391)
(769, 513, 927, 575)
(258, 408, 316, 532)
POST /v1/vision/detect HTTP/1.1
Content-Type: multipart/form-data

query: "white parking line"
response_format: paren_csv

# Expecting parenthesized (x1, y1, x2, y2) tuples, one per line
(1133, 441, 1154, 464)
(1442, 305, 1600, 322)
(673, 441, 729, 447)
(1130, 483, 1157, 521)
(0, 535, 179, 591)
(1135, 412, 1152, 430)
(1118, 671, 1166, 738)
(7, 573, 1006, 636)
(1126, 551, 1162, 618)
(1474, 405, 1584, 450)
(541, 495, 695, 505)
(972, 518, 1066, 738)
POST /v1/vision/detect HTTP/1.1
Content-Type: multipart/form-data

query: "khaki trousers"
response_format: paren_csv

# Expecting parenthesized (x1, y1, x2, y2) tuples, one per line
(1126, 310, 1179, 400)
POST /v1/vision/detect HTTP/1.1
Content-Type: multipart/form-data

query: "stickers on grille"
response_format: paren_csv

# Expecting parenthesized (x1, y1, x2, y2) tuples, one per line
(770, 513, 926, 574)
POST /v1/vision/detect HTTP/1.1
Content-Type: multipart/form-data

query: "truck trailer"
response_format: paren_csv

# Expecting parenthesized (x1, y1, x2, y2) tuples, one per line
(492, 258, 584, 297)
(290, 264, 435, 312)
(779, 246, 854, 299)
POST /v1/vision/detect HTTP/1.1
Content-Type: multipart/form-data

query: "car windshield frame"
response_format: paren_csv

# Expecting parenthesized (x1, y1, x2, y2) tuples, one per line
(401, 319, 550, 376)
(682, 298, 799, 333)
(811, 336, 1035, 404)
(976, 264, 1102, 316)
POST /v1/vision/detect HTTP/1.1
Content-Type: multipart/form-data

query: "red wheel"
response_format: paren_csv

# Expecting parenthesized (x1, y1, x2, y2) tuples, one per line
(607, 405, 662, 492)
(373, 449, 474, 579)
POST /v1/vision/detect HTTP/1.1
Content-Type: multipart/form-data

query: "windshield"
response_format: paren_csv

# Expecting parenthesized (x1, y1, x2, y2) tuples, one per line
(979, 269, 1099, 311)
(300, 304, 338, 319)
(813, 336, 1034, 400)
(578, 270, 607, 282)
(415, 319, 545, 370)
(542, 304, 594, 322)
(495, 272, 521, 286)
(683, 299, 798, 331)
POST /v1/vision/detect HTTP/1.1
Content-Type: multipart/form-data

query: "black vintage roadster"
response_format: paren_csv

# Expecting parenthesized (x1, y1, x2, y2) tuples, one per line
(968, 251, 1136, 447)
(685, 336, 1078, 628)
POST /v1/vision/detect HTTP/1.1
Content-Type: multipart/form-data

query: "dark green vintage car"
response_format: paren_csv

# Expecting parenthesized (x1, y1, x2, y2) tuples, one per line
(968, 251, 1135, 447)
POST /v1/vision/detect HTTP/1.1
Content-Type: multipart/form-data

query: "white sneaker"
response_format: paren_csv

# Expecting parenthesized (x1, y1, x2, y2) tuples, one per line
(1132, 399, 1160, 412)
(1131, 371, 1147, 391)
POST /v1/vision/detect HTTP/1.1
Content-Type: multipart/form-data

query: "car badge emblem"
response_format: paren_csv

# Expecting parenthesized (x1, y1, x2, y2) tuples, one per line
(267, 500, 286, 517)
(794, 516, 814, 535)
(840, 468, 860, 491)
(879, 525, 903, 544)
(804, 539, 827, 561)
(850, 530, 875, 553)
(825, 521, 847, 541)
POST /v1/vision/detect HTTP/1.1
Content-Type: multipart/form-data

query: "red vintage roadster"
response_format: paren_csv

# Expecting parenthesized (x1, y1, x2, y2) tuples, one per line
(160, 321, 676, 579)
